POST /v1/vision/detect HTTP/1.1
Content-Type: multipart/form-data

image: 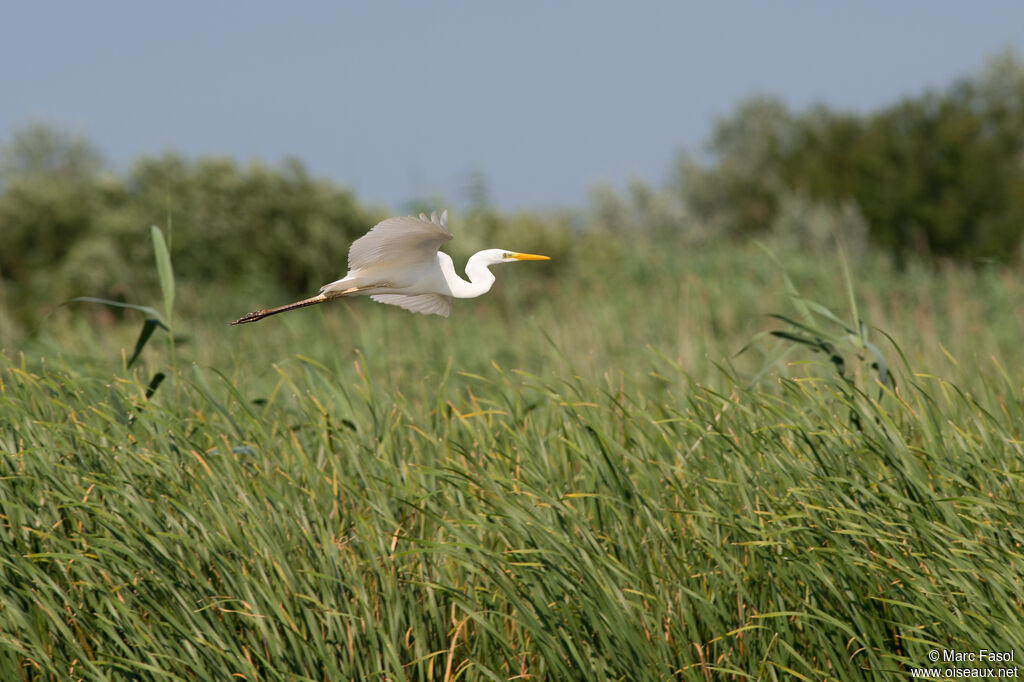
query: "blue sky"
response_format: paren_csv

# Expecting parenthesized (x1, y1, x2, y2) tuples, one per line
(3, 3, 1022, 211)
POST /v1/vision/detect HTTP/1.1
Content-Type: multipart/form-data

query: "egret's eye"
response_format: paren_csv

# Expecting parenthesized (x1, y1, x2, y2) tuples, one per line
(502, 252, 513, 259)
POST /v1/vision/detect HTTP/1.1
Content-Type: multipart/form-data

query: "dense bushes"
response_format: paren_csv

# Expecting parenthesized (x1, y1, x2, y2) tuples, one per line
(0, 128, 381, 328)
(677, 51, 1024, 261)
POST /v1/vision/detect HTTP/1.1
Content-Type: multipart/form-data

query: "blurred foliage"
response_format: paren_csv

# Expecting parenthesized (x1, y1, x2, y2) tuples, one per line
(0, 133, 382, 330)
(679, 96, 792, 237)
(585, 50, 1024, 261)
(672, 50, 1024, 261)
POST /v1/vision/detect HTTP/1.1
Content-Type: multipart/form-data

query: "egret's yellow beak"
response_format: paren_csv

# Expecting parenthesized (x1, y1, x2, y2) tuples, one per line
(509, 252, 550, 261)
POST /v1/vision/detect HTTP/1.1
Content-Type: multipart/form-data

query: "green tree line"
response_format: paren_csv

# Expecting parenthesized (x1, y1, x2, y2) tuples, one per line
(0, 126, 378, 325)
(2, 51, 1022, 332)
(675, 50, 1024, 261)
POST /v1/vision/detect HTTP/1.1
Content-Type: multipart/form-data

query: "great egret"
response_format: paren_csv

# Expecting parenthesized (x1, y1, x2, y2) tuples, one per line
(231, 210, 549, 324)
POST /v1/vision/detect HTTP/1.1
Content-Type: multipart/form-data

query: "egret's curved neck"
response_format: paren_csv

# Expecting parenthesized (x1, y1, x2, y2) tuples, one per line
(440, 252, 497, 299)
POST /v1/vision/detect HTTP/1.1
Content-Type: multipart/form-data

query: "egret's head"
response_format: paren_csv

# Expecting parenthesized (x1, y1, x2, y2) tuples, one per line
(488, 249, 550, 264)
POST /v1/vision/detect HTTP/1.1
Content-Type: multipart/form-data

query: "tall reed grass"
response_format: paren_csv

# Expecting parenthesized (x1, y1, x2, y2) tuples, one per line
(2, 226, 1022, 680)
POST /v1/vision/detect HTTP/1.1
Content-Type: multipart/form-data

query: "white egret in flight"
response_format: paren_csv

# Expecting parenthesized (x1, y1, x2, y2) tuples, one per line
(231, 210, 549, 324)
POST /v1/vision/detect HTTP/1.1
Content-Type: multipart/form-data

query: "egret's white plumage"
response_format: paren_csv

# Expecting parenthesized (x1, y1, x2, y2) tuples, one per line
(231, 210, 549, 324)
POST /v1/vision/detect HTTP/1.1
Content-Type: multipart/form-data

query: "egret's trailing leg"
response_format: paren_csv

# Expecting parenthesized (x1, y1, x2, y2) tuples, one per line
(230, 293, 330, 325)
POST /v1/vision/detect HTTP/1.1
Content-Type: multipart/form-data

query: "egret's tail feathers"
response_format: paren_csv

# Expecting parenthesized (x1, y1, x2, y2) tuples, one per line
(230, 293, 329, 325)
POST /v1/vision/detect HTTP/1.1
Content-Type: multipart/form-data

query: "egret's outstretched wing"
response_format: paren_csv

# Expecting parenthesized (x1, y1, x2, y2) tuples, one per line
(347, 210, 453, 273)
(370, 293, 452, 317)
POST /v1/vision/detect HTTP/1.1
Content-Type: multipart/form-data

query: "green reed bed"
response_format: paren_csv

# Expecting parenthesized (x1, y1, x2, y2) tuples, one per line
(2, 333, 1021, 680)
